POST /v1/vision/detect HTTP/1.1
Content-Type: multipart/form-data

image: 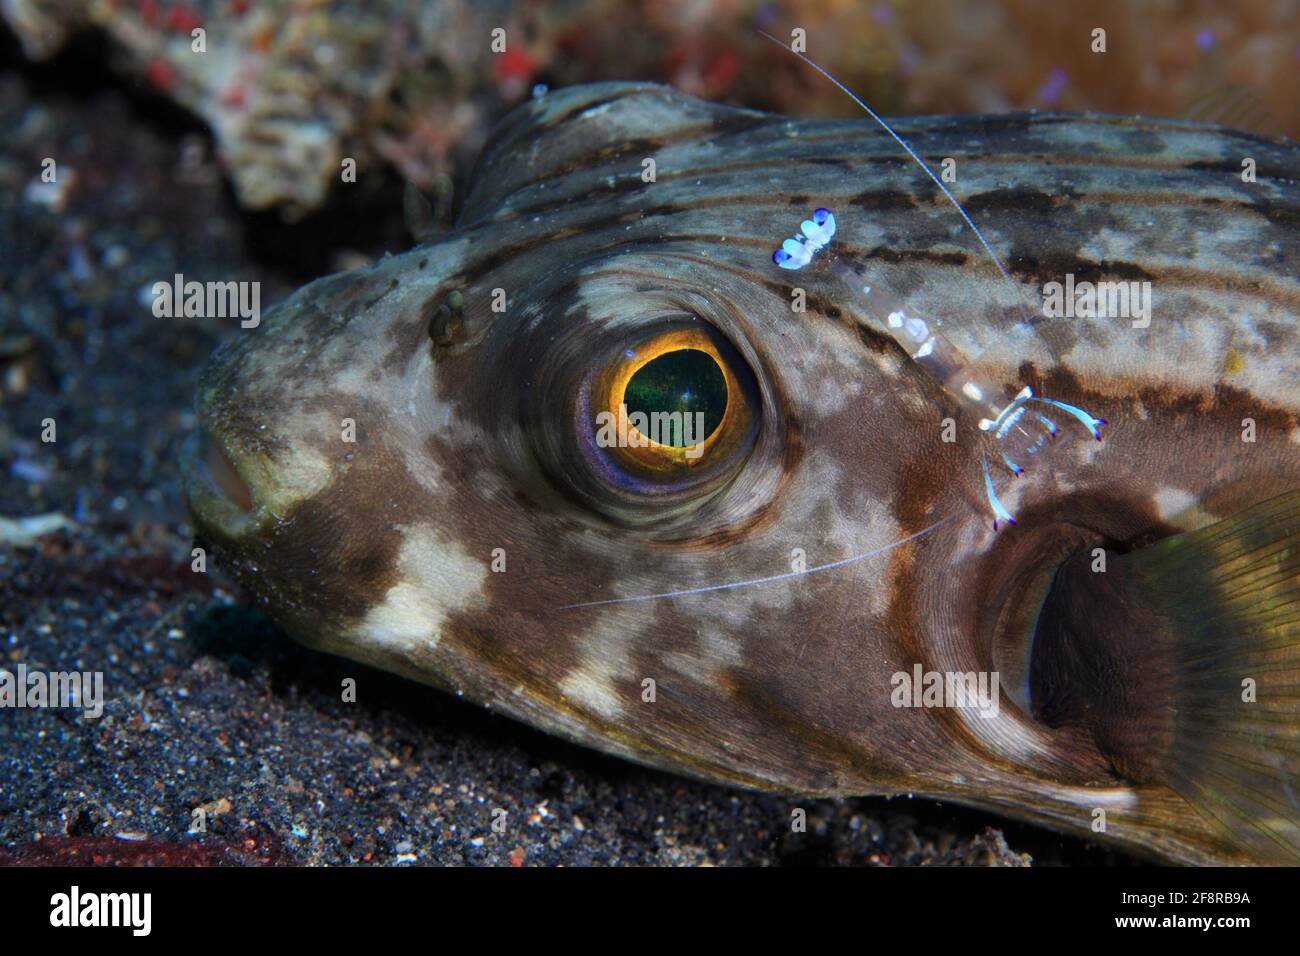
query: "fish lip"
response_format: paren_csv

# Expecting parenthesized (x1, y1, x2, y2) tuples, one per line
(180, 428, 258, 544)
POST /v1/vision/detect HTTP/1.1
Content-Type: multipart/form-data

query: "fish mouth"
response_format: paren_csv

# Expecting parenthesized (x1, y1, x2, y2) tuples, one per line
(180, 427, 258, 543)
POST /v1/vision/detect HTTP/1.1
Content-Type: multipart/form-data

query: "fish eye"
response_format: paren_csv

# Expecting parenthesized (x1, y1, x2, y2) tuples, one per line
(599, 328, 735, 464)
(622, 348, 727, 447)
(567, 319, 761, 523)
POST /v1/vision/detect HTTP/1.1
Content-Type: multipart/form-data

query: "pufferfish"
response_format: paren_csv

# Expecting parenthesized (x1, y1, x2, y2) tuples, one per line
(182, 82, 1300, 865)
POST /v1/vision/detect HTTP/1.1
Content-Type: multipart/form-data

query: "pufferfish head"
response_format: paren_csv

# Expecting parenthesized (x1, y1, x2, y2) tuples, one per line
(182, 82, 1186, 811)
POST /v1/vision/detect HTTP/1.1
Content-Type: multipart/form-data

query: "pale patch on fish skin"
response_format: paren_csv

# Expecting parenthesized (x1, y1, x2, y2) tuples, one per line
(835, 498, 905, 619)
(1080, 224, 1147, 264)
(1050, 303, 1294, 409)
(360, 581, 445, 648)
(804, 366, 860, 416)
(872, 347, 905, 379)
(558, 609, 645, 721)
(893, 384, 934, 418)
(227, 407, 338, 516)
(1153, 486, 1197, 523)
(352, 524, 487, 657)
(782, 448, 901, 565)
(399, 358, 510, 502)
(1071, 434, 1107, 468)
(1152, 486, 1216, 531)
(661, 626, 744, 686)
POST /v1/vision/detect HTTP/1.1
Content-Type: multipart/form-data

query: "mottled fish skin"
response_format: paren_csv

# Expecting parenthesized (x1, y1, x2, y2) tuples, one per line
(184, 83, 1300, 864)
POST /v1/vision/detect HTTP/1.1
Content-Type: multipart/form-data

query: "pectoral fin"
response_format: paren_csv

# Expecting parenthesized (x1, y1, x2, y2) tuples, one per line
(1030, 490, 1300, 863)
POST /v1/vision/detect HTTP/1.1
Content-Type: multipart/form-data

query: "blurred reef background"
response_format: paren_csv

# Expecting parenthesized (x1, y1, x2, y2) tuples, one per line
(4, 0, 1293, 217)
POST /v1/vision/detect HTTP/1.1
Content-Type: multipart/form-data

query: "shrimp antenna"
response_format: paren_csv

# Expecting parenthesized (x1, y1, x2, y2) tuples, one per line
(754, 27, 1111, 533)
(558, 516, 951, 609)
(756, 29, 1029, 311)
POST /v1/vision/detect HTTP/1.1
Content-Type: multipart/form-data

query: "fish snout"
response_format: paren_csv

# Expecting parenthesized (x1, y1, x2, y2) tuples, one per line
(181, 427, 259, 544)
(182, 256, 446, 545)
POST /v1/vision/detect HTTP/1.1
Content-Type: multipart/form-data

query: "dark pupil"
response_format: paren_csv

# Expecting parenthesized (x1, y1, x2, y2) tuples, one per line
(623, 349, 727, 446)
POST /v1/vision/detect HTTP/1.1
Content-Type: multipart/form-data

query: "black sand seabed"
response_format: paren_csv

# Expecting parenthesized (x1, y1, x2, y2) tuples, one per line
(0, 59, 1131, 867)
